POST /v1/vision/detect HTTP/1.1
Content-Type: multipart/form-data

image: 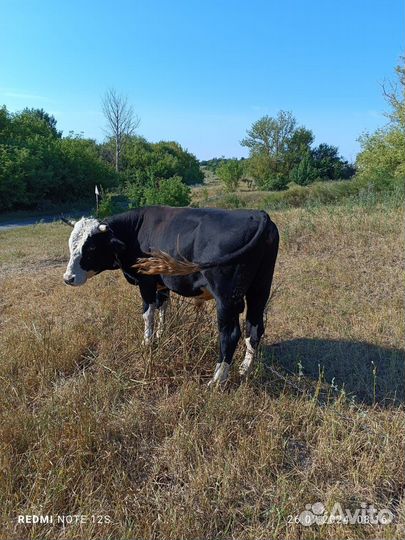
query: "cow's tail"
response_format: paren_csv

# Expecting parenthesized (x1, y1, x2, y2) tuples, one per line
(133, 251, 201, 276)
(132, 211, 272, 277)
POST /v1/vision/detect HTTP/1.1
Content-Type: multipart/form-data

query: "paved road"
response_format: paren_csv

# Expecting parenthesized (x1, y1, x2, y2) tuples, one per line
(0, 211, 88, 231)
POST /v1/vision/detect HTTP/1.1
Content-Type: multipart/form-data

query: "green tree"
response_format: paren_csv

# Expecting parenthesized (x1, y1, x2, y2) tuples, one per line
(217, 159, 243, 192)
(285, 127, 314, 171)
(0, 107, 117, 210)
(0, 107, 63, 208)
(58, 134, 117, 201)
(383, 60, 405, 128)
(356, 61, 405, 187)
(289, 152, 318, 186)
(241, 111, 297, 160)
(311, 143, 354, 180)
(241, 111, 299, 190)
(356, 128, 405, 185)
(0, 145, 31, 209)
(6, 108, 62, 142)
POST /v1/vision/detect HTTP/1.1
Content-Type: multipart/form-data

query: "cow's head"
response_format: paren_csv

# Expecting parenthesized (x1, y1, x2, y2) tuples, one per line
(63, 217, 125, 286)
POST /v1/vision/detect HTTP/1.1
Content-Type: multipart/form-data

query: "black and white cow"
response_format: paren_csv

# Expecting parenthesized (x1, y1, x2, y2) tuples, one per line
(63, 206, 279, 385)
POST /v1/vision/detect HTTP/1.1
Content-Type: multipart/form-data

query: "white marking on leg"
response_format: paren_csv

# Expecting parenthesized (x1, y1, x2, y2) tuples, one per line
(156, 299, 169, 339)
(142, 303, 156, 346)
(239, 337, 255, 376)
(208, 361, 230, 386)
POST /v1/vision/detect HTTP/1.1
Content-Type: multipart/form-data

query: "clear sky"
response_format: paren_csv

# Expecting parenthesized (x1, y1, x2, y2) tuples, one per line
(1, 0, 403, 161)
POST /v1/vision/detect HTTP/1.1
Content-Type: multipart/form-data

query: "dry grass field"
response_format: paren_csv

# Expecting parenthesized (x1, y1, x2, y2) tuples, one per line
(0, 200, 404, 539)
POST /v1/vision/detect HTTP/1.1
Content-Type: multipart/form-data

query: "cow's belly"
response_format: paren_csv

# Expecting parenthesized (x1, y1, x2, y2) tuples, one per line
(161, 273, 212, 299)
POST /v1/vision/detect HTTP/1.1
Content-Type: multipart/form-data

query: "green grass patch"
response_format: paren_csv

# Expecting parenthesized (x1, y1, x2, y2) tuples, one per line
(192, 176, 404, 211)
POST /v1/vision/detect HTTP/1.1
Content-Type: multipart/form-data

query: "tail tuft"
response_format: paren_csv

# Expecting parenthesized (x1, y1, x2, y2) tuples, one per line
(132, 250, 201, 276)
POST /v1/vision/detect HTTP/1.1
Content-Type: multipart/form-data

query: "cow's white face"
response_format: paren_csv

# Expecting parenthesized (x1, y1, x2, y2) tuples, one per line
(63, 218, 119, 286)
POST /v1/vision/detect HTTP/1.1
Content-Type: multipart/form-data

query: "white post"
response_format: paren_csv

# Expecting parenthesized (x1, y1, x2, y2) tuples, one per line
(95, 185, 100, 213)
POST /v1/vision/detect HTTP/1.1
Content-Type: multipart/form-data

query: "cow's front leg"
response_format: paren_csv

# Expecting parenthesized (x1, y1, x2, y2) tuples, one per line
(156, 289, 170, 339)
(142, 301, 156, 346)
(208, 303, 241, 386)
(139, 280, 158, 346)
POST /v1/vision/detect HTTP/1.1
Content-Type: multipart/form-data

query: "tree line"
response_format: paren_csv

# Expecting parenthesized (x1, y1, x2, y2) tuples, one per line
(213, 62, 404, 195)
(1, 64, 403, 212)
(0, 95, 203, 211)
(213, 111, 356, 193)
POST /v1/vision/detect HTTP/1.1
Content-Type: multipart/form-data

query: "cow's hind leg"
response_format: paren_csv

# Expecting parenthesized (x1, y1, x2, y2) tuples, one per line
(209, 301, 243, 386)
(240, 293, 267, 376)
(240, 231, 279, 376)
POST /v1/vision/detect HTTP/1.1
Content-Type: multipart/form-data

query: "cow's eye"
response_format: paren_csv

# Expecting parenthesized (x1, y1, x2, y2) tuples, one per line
(87, 246, 96, 252)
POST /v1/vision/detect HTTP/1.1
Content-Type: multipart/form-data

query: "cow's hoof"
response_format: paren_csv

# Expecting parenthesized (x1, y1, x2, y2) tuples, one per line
(208, 362, 230, 387)
(239, 360, 253, 377)
(141, 337, 152, 347)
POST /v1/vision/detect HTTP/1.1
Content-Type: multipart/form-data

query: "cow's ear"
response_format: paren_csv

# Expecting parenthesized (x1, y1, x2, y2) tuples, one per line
(110, 237, 126, 254)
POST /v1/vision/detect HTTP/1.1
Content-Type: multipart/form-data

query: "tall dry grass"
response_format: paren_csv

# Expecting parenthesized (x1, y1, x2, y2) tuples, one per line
(0, 202, 404, 539)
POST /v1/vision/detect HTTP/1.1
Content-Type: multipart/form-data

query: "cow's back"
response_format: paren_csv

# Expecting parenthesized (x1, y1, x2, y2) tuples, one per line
(138, 206, 269, 265)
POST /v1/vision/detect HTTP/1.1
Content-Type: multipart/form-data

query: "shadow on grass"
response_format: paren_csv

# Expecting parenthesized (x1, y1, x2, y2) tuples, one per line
(262, 338, 405, 406)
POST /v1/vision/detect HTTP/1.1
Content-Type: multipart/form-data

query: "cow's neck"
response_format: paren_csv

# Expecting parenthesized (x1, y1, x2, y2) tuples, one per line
(106, 209, 144, 269)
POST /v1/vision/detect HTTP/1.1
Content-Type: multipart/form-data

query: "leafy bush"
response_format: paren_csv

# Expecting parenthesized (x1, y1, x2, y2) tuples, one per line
(143, 176, 191, 207)
(96, 192, 129, 218)
(247, 154, 289, 191)
(356, 128, 405, 184)
(125, 180, 146, 208)
(118, 137, 203, 188)
(216, 159, 243, 192)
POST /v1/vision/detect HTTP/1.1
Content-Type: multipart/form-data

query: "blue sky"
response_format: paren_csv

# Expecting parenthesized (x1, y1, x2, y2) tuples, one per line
(1, 0, 403, 161)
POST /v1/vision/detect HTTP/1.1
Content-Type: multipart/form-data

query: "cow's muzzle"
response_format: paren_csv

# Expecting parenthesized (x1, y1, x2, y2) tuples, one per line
(63, 270, 91, 286)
